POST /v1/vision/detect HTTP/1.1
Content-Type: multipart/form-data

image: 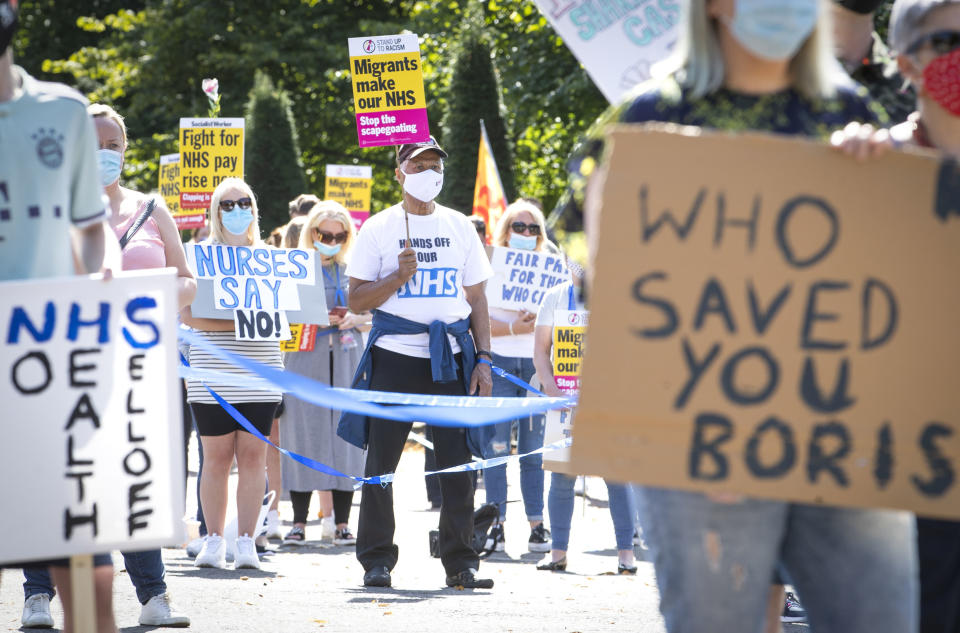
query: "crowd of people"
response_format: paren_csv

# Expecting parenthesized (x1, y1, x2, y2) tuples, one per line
(2, 0, 958, 631)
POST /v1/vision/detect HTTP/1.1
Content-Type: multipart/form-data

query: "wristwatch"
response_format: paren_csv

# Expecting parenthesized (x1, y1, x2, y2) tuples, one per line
(475, 350, 492, 359)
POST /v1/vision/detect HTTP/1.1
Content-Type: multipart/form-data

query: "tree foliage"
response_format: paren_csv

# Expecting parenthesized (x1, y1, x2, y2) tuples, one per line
(439, 7, 515, 213)
(13, 0, 609, 224)
(244, 70, 307, 231)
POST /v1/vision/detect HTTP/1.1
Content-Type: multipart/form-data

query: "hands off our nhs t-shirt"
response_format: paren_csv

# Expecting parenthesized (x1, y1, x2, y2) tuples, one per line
(347, 203, 493, 358)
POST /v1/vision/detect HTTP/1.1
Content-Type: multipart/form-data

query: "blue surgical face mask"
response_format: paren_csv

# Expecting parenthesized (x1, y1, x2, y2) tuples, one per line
(509, 231, 538, 250)
(96, 149, 123, 187)
(723, 0, 819, 61)
(314, 241, 342, 257)
(222, 208, 254, 235)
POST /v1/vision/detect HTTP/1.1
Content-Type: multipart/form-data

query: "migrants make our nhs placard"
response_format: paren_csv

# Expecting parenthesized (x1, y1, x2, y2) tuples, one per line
(570, 125, 960, 519)
(0, 270, 184, 564)
(348, 33, 429, 148)
(186, 243, 328, 340)
(179, 118, 244, 210)
(533, 0, 680, 103)
(485, 246, 569, 313)
(325, 164, 373, 229)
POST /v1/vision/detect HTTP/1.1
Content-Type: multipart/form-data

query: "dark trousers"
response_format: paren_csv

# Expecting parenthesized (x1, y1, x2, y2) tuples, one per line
(919, 517, 960, 633)
(290, 489, 354, 525)
(357, 347, 478, 576)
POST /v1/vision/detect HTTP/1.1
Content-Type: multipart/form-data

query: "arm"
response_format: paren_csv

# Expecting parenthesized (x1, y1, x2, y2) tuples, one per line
(151, 196, 197, 309)
(179, 304, 235, 332)
(533, 324, 564, 397)
(464, 281, 492, 396)
(347, 246, 417, 313)
(491, 309, 536, 337)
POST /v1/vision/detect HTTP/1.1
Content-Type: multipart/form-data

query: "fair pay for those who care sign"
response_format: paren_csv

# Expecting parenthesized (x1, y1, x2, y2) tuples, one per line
(570, 125, 960, 520)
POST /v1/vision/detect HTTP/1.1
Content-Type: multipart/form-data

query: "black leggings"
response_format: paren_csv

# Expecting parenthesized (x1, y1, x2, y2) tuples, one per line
(290, 490, 354, 525)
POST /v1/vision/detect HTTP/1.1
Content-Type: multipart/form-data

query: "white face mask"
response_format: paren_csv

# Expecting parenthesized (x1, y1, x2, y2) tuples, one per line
(722, 0, 819, 61)
(402, 169, 444, 202)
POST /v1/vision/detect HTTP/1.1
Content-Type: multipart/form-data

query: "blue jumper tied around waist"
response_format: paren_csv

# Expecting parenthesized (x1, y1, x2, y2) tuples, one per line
(337, 309, 494, 456)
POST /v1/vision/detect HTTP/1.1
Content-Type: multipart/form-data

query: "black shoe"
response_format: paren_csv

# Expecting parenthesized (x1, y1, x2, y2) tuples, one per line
(484, 524, 505, 553)
(536, 556, 567, 571)
(781, 591, 807, 623)
(617, 562, 638, 575)
(445, 568, 494, 589)
(528, 524, 551, 553)
(363, 566, 391, 588)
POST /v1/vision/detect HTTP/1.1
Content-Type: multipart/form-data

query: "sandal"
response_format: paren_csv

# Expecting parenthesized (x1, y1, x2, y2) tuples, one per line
(282, 526, 306, 546)
(537, 556, 567, 571)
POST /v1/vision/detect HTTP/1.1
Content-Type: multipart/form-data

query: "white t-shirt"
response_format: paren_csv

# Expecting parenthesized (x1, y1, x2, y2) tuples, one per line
(0, 66, 107, 281)
(347, 203, 493, 357)
(490, 306, 535, 358)
(535, 282, 583, 327)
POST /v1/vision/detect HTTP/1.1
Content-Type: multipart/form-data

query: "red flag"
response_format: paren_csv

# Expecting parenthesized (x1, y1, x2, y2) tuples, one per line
(472, 120, 507, 243)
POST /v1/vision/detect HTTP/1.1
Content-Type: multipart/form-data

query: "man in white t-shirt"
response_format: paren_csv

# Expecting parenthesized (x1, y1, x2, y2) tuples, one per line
(339, 136, 495, 589)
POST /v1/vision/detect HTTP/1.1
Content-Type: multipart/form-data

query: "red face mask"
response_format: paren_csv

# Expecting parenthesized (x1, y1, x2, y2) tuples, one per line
(923, 47, 960, 117)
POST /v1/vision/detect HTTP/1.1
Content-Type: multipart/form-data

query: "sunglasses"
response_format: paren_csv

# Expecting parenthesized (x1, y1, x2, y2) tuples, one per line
(906, 30, 960, 56)
(314, 228, 348, 244)
(511, 222, 541, 236)
(219, 197, 253, 212)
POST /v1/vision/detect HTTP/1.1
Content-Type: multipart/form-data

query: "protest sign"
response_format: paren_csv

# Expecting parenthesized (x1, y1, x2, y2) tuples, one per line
(280, 323, 320, 353)
(160, 154, 204, 230)
(570, 125, 960, 519)
(553, 309, 588, 395)
(348, 34, 429, 148)
(485, 246, 569, 312)
(0, 270, 184, 564)
(325, 164, 372, 229)
(533, 0, 679, 103)
(185, 243, 329, 337)
(178, 118, 244, 210)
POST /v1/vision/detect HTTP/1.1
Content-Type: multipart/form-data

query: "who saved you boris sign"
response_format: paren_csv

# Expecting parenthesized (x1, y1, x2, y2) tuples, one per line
(571, 125, 960, 519)
(0, 270, 184, 564)
(186, 243, 329, 339)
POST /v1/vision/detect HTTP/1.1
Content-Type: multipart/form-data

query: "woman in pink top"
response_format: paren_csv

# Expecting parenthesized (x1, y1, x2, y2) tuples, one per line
(87, 103, 194, 627)
(89, 104, 195, 305)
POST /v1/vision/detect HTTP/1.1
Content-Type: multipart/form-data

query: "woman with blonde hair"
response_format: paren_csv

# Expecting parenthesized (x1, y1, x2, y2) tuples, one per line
(480, 199, 555, 553)
(567, 0, 915, 631)
(182, 177, 282, 571)
(280, 201, 368, 546)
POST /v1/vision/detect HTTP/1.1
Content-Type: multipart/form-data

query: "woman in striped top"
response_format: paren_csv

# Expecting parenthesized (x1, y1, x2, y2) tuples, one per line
(181, 178, 283, 570)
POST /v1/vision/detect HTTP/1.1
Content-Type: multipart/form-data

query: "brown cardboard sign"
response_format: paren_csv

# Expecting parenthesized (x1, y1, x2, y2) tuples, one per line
(570, 125, 960, 519)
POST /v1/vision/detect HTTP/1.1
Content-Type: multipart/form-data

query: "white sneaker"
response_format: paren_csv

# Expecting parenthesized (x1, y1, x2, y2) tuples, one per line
(265, 509, 282, 539)
(185, 535, 205, 558)
(320, 516, 336, 540)
(194, 534, 227, 569)
(22, 593, 54, 628)
(235, 534, 260, 569)
(139, 593, 190, 627)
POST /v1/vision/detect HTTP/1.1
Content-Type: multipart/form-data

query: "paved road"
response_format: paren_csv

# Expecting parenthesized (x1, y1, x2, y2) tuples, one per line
(0, 438, 806, 632)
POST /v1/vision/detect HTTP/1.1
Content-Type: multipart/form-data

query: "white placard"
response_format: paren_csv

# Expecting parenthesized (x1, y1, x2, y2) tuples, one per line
(533, 0, 680, 103)
(0, 270, 184, 564)
(485, 246, 569, 312)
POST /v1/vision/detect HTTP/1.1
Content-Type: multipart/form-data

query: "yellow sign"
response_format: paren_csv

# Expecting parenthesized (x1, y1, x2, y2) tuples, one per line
(553, 310, 588, 395)
(280, 324, 318, 353)
(160, 154, 204, 230)
(324, 165, 372, 213)
(178, 118, 244, 210)
(348, 34, 430, 148)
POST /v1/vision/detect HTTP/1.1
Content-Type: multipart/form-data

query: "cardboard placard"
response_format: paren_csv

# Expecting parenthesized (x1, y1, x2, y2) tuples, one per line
(348, 34, 429, 148)
(569, 125, 960, 519)
(325, 164, 372, 216)
(178, 118, 244, 210)
(543, 408, 576, 473)
(0, 270, 184, 564)
(185, 243, 329, 333)
(532, 0, 680, 103)
(160, 154, 204, 230)
(485, 246, 569, 312)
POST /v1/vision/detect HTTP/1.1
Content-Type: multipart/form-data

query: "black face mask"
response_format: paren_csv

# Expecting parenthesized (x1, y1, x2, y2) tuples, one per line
(834, 0, 884, 14)
(0, 1, 17, 56)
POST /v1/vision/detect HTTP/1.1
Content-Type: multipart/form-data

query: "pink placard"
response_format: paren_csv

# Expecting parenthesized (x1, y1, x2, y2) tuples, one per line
(356, 109, 429, 148)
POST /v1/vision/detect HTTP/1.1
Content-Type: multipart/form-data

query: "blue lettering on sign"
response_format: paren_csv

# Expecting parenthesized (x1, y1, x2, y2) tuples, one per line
(218, 277, 240, 309)
(194, 244, 216, 278)
(397, 268, 458, 298)
(7, 302, 56, 343)
(122, 296, 160, 349)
